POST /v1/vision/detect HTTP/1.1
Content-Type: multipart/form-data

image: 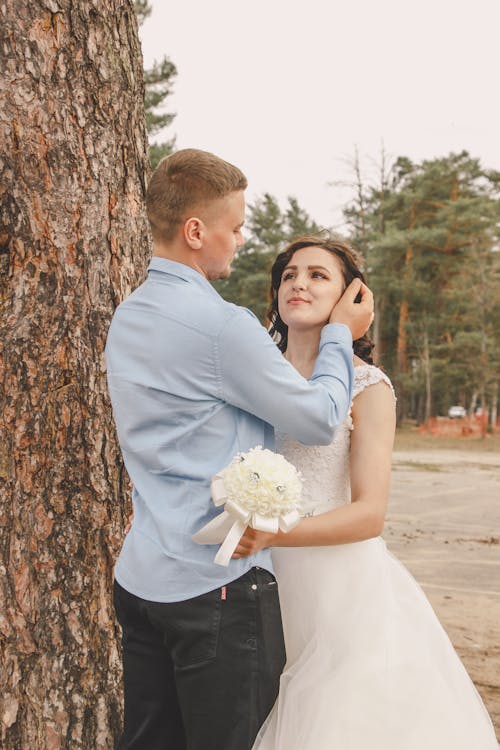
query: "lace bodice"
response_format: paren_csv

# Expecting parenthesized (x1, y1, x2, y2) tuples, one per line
(276, 365, 395, 516)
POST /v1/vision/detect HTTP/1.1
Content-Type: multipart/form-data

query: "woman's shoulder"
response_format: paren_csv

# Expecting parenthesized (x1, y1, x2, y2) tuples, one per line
(353, 362, 396, 401)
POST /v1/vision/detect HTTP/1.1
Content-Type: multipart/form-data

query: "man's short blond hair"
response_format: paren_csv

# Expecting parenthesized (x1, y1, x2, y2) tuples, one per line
(146, 148, 248, 242)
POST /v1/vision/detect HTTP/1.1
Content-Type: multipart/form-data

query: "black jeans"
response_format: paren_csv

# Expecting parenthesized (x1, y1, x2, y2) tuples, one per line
(114, 567, 286, 750)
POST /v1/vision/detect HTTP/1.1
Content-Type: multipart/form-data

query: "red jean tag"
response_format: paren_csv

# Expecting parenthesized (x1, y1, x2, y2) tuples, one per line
(221, 586, 227, 601)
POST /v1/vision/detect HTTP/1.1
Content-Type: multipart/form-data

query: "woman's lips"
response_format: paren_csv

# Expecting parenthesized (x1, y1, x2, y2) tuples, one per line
(287, 298, 309, 304)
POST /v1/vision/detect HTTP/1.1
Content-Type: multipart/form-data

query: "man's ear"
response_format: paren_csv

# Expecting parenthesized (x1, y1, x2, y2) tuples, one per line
(184, 217, 203, 250)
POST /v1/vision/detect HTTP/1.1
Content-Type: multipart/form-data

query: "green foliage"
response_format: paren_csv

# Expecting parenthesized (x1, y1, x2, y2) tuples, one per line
(344, 150, 500, 424)
(148, 142, 174, 171)
(134, 0, 151, 25)
(135, 1, 177, 167)
(144, 57, 177, 136)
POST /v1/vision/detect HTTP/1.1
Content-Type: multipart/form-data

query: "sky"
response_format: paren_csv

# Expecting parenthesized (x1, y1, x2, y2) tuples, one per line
(139, 0, 500, 231)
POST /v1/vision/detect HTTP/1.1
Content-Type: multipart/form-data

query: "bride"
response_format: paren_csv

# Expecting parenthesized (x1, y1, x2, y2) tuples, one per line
(233, 236, 498, 749)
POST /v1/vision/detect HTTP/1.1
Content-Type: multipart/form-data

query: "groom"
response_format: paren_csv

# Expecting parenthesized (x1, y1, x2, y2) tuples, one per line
(105, 148, 374, 750)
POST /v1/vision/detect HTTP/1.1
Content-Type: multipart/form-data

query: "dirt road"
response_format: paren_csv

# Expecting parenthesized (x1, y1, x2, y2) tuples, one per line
(385, 448, 500, 739)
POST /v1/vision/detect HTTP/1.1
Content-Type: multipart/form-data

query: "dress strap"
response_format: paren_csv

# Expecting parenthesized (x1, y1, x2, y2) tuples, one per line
(353, 364, 396, 401)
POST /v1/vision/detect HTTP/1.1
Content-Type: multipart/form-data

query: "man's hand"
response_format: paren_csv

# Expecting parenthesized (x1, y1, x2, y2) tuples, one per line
(231, 527, 278, 558)
(329, 278, 374, 340)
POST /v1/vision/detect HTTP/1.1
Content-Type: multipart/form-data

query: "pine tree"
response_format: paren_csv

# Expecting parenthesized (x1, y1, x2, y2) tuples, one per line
(343, 151, 500, 425)
(0, 2, 150, 746)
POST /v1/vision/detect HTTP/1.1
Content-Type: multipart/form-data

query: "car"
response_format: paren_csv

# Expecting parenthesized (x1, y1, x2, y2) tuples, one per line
(448, 405, 467, 419)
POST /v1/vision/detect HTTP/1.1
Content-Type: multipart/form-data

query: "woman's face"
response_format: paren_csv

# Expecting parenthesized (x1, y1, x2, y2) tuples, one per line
(277, 246, 345, 332)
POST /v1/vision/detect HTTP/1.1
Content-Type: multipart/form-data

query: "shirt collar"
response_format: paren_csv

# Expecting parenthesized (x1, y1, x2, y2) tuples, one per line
(147, 257, 221, 298)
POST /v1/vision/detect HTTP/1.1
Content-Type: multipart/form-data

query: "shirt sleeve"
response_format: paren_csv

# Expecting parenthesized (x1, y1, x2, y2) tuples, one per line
(217, 309, 354, 445)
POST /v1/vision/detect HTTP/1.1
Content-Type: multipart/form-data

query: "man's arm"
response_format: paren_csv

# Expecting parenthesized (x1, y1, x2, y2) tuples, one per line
(218, 277, 373, 445)
(218, 312, 353, 445)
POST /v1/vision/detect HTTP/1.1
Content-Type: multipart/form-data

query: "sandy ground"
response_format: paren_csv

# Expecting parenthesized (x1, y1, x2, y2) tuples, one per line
(385, 448, 500, 740)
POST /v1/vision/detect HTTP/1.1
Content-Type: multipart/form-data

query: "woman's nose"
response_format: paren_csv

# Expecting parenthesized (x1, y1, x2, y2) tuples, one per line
(292, 276, 306, 290)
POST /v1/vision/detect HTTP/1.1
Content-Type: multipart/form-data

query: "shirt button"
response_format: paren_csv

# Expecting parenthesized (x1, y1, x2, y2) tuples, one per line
(251, 584, 257, 590)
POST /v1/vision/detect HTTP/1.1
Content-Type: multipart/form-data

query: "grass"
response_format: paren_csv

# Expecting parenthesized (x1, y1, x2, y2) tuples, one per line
(394, 422, 500, 454)
(394, 460, 444, 472)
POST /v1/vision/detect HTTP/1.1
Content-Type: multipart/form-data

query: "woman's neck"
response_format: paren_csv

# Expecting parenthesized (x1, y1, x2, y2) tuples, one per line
(284, 329, 322, 379)
(285, 328, 362, 377)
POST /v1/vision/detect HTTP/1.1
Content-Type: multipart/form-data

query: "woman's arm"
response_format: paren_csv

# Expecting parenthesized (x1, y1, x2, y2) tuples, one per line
(232, 379, 396, 556)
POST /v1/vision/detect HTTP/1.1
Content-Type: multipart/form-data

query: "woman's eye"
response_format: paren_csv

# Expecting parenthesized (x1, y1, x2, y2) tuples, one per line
(282, 272, 294, 281)
(312, 271, 326, 279)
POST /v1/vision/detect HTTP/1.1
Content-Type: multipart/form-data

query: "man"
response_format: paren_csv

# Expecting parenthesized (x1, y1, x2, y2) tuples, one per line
(105, 148, 374, 750)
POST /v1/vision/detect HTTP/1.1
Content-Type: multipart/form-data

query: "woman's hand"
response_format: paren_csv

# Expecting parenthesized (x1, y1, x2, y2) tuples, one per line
(231, 527, 278, 558)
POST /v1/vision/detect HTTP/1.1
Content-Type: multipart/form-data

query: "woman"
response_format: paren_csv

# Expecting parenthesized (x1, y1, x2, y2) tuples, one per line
(234, 236, 498, 749)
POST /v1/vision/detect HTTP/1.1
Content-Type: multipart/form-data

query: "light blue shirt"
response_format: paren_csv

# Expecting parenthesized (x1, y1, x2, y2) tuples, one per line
(105, 257, 354, 602)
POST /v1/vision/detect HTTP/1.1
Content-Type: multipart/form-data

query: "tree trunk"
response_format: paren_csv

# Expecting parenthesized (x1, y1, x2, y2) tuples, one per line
(0, 2, 150, 748)
(395, 254, 411, 424)
(395, 203, 416, 424)
(396, 296, 410, 373)
(422, 330, 432, 422)
(372, 296, 383, 363)
(469, 390, 478, 416)
(491, 381, 498, 432)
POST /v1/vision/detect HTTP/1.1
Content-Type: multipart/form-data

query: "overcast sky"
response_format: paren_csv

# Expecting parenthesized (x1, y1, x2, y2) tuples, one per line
(139, 0, 500, 230)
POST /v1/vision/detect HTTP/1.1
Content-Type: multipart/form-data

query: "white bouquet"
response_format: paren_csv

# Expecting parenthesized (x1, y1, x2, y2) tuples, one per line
(192, 446, 303, 566)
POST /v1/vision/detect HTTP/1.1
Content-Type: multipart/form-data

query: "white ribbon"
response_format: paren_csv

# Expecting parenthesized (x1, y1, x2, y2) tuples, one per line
(192, 474, 301, 566)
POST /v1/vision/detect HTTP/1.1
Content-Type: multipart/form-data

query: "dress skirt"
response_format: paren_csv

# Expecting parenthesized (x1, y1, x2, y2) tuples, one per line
(252, 537, 498, 749)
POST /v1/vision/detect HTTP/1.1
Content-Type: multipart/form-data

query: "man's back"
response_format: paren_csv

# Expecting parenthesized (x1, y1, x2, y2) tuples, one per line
(106, 258, 274, 602)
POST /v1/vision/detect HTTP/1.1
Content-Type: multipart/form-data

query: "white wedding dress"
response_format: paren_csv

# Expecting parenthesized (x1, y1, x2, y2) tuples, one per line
(253, 365, 498, 750)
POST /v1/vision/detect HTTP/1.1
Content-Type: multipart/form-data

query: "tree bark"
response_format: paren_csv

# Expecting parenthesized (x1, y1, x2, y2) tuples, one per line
(491, 382, 498, 432)
(372, 296, 383, 363)
(395, 253, 411, 423)
(422, 329, 432, 422)
(395, 202, 416, 424)
(0, 2, 150, 747)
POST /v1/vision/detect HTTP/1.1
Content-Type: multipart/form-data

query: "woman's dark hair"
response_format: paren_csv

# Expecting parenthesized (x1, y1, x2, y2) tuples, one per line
(267, 234, 374, 364)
